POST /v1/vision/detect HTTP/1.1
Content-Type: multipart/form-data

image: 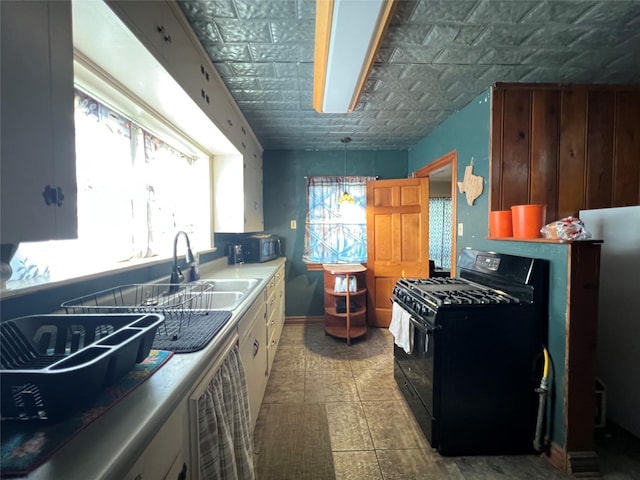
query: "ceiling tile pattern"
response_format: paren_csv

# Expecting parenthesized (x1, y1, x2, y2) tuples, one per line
(177, 0, 640, 151)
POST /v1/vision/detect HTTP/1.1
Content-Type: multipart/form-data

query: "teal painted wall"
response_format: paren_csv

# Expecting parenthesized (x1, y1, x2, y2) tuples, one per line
(263, 149, 408, 317)
(408, 89, 569, 448)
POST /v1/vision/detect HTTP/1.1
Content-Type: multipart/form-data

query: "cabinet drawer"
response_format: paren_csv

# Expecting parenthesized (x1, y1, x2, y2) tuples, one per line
(266, 289, 277, 325)
(266, 275, 277, 302)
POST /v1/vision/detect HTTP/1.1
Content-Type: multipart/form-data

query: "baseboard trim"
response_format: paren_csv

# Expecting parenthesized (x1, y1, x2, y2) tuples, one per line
(284, 316, 324, 325)
(548, 442, 567, 472)
(547, 443, 600, 477)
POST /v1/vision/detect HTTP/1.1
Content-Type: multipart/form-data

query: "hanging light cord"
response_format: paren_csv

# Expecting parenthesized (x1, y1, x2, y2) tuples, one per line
(338, 137, 355, 204)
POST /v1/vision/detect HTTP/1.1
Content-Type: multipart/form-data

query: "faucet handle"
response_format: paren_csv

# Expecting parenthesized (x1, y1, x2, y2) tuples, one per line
(176, 266, 184, 283)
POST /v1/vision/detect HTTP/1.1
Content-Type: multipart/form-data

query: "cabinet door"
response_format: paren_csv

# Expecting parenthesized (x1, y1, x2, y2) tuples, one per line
(125, 403, 188, 480)
(107, 1, 170, 61)
(243, 150, 264, 232)
(0, 1, 77, 244)
(239, 302, 268, 430)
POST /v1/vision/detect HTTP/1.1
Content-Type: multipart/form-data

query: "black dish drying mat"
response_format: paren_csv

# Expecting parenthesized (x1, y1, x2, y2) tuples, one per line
(152, 311, 232, 353)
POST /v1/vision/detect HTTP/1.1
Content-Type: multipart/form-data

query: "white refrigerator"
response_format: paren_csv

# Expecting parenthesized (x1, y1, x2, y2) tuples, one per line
(580, 205, 640, 437)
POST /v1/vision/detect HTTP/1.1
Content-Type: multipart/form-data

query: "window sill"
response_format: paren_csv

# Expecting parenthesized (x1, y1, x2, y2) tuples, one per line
(0, 247, 217, 300)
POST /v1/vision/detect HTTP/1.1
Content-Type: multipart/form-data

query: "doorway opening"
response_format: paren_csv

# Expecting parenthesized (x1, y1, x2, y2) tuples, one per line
(414, 151, 457, 275)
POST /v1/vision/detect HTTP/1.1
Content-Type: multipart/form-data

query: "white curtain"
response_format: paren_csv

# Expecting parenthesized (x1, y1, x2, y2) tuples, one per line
(197, 346, 255, 480)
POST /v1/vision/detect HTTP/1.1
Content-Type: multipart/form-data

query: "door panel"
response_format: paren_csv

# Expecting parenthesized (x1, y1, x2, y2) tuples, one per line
(367, 178, 429, 327)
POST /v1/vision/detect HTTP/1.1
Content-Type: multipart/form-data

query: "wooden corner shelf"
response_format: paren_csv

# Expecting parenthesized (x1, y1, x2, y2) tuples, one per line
(322, 264, 367, 345)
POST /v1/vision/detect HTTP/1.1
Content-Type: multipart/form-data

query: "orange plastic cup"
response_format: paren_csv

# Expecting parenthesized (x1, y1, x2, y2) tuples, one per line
(489, 211, 513, 238)
(511, 204, 547, 239)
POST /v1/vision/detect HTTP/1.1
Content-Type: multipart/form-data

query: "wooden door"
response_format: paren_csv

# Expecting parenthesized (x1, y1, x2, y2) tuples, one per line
(366, 178, 430, 327)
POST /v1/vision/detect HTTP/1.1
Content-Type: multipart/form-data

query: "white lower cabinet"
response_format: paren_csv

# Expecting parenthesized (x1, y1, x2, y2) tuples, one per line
(238, 293, 268, 431)
(239, 265, 286, 430)
(125, 403, 189, 480)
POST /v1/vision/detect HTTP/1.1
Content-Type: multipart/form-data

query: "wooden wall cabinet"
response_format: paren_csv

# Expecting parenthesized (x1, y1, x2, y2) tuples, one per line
(323, 264, 367, 345)
(490, 83, 640, 224)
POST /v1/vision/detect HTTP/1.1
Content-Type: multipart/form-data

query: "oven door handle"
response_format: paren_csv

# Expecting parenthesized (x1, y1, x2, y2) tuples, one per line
(392, 297, 439, 333)
(407, 315, 437, 335)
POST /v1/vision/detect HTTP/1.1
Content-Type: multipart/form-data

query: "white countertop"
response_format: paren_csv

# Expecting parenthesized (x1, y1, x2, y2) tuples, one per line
(24, 258, 286, 480)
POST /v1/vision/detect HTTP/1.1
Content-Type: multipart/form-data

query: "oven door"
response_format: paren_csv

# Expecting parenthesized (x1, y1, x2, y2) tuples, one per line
(393, 313, 439, 447)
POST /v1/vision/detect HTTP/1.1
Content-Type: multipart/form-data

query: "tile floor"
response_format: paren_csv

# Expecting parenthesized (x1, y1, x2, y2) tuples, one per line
(252, 323, 640, 480)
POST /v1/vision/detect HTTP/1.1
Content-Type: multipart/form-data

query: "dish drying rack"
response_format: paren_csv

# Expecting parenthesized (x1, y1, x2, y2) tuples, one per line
(61, 283, 215, 341)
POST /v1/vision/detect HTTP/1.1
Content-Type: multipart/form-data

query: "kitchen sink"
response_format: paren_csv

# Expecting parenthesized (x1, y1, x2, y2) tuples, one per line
(199, 291, 246, 311)
(202, 278, 260, 293)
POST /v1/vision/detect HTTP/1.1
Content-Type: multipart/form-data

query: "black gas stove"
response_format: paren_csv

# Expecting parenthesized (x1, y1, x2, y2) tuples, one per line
(394, 277, 518, 309)
(392, 248, 548, 456)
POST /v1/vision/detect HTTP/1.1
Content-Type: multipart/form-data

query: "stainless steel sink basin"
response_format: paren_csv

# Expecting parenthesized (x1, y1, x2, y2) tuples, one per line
(203, 278, 260, 293)
(200, 291, 246, 310)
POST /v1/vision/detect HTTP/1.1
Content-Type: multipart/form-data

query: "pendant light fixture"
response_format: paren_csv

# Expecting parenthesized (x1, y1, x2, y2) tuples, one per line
(338, 136, 355, 204)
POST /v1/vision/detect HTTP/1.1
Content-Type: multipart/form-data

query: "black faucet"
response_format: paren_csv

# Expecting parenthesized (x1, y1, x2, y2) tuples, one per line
(168, 231, 195, 294)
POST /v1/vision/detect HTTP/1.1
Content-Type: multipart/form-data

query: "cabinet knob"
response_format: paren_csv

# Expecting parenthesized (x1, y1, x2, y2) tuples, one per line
(178, 462, 187, 480)
(253, 339, 260, 357)
(42, 185, 64, 207)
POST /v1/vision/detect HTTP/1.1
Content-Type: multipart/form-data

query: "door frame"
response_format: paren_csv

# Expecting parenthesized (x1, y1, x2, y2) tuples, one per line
(414, 150, 458, 275)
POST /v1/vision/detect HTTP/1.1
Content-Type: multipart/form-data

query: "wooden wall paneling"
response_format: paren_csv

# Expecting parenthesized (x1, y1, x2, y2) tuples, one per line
(613, 91, 640, 206)
(585, 91, 615, 210)
(558, 89, 588, 218)
(531, 89, 560, 223)
(490, 87, 504, 212)
(500, 89, 532, 209)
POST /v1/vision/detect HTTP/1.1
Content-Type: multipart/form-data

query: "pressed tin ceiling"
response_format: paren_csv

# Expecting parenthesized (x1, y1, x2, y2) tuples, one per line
(177, 0, 640, 151)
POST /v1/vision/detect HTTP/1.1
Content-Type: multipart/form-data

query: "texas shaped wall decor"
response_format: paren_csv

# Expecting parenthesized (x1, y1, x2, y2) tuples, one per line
(457, 158, 484, 206)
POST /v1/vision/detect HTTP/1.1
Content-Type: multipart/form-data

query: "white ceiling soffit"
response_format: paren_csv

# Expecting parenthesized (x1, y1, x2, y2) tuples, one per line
(177, 0, 640, 151)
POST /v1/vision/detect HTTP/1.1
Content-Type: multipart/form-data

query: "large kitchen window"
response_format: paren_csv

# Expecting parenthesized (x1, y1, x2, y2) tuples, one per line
(8, 88, 211, 283)
(302, 176, 374, 264)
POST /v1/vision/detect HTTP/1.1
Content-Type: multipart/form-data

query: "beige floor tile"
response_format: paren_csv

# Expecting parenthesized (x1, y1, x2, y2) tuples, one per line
(325, 401, 374, 451)
(365, 327, 394, 347)
(362, 400, 427, 450)
(333, 451, 383, 480)
(262, 370, 304, 404)
(305, 369, 359, 403)
(278, 325, 307, 347)
(270, 345, 307, 371)
(377, 449, 465, 480)
(254, 403, 335, 480)
(348, 347, 394, 371)
(306, 346, 353, 371)
(354, 368, 402, 401)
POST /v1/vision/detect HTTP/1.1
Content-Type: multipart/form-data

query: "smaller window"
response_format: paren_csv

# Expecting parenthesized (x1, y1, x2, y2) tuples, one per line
(303, 176, 375, 264)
